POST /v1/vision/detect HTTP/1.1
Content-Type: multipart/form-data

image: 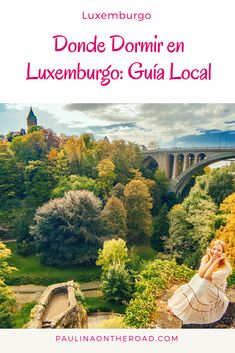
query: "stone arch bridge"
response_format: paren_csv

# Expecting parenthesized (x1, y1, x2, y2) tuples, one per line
(142, 147, 235, 195)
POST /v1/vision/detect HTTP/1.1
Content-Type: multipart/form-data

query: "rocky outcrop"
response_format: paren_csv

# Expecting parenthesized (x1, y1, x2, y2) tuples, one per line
(25, 281, 87, 329)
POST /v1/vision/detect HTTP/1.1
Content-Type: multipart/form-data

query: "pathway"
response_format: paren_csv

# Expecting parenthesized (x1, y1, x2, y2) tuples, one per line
(42, 292, 69, 327)
(10, 281, 102, 304)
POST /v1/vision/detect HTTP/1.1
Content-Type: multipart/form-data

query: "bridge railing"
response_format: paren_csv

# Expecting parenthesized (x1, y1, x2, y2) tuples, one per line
(142, 146, 235, 152)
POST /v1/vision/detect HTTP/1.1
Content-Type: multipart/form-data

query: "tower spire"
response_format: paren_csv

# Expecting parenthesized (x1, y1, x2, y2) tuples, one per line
(27, 107, 37, 131)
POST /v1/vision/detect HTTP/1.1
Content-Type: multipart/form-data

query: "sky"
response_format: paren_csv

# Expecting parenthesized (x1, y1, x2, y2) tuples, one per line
(0, 103, 235, 149)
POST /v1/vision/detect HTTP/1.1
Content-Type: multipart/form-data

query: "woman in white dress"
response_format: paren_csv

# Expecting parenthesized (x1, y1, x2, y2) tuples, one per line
(168, 240, 232, 324)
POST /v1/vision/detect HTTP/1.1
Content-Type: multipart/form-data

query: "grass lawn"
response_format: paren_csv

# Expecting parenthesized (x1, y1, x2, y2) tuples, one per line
(14, 302, 36, 328)
(85, 296, 126, 314)
(5, 242, 100, 286)
(134, 243, 158, 261)
(4, 241, 158, 286)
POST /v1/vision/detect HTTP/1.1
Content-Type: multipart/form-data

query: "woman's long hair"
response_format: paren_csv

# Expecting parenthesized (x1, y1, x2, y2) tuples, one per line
(204, 240, 227, 268)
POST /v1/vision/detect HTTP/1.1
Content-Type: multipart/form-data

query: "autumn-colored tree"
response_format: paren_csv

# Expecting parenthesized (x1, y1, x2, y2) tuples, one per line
(42, 129, 60, 150)
(124, 179, 153, 244)
(63, 136, 87, 164)
(130, 168, 156, 191)
(101, 196, 127, 239)
(109, 140, 142, 184)
(47, 150, 70, 181)
(216, 193, 235, 267)
(94, 139, 111, 161)
(97, 159, 116, 196)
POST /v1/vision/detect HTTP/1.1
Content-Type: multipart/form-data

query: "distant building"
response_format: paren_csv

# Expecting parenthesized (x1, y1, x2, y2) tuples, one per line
(103, 136, 110, 143)
(27, 107, 37, 131)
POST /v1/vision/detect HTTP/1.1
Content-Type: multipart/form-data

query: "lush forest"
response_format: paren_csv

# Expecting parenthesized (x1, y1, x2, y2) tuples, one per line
(0, 123, 234, 327)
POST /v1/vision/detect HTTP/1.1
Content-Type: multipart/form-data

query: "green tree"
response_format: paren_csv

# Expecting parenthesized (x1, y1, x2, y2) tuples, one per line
(151, 170, 170, 215)
(52, 174, 101, 198)
(196, 168, 234, 205)
(11, 131, 48, 163)
(96, 238, 129, 271)
(124, 179, 153, 244)
(166, 183, 217, 268)
(112, 183, 125, 199)
(151, 203, 169, 251)
(6, 129, 26, 142)
(31, 190, 108, 267)
(27, 125, 44, 133)
(165, 204, 195, 263)
(47, 149, 70, 181)
(24, 160, 55, 207)
(101, 263, 132, 304)
(14, 208, 36, 256)
(0, 146, 24, 203)
(101, 197, 127, 239)
(0, 242, 17, 328)
(184, 185, 217, 252)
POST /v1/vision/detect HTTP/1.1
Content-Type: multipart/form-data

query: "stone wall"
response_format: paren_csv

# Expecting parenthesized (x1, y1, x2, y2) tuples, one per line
(25, 281, 87, 329)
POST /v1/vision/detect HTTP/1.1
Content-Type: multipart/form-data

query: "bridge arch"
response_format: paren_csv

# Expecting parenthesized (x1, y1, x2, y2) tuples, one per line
(186, 153, 196, 168)
(142, 156, 159, 171)
(177, 153, 184, 176)
(171, 152, 235, 195)
(197, 153, 206, 162)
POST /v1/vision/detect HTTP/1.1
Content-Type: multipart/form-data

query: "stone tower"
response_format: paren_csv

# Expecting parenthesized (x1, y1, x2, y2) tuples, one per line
(27, 107, 37, 131)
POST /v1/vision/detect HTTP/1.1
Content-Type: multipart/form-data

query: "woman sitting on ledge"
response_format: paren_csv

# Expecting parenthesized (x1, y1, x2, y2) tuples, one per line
(168, 240, 232, 325)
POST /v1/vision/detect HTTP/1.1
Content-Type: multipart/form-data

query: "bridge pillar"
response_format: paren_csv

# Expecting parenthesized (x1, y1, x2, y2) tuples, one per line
(183, 154, 187, 171)
(165, 154, 171, 178)
(172, 154, 179, 179)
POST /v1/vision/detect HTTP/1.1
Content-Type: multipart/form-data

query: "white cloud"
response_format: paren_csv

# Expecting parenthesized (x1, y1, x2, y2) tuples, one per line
(0, 103, 235, 146)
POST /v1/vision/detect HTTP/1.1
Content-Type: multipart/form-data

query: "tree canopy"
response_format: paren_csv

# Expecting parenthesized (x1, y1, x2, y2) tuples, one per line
(31, 190, 108, 266)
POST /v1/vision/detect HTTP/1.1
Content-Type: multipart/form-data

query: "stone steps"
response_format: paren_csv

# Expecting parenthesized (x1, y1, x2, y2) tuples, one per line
(42, 321, 52, 329)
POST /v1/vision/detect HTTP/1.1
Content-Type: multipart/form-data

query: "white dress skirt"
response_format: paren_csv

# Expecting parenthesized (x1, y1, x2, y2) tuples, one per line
(168, 264, 232, 324)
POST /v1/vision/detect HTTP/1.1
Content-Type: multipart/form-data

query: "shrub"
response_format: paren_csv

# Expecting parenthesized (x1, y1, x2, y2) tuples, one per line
(125, 259, 195, 328)
(98, 315, 127, 328)
(0, 282, 17, 328)
(102, 263, 133, 304)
